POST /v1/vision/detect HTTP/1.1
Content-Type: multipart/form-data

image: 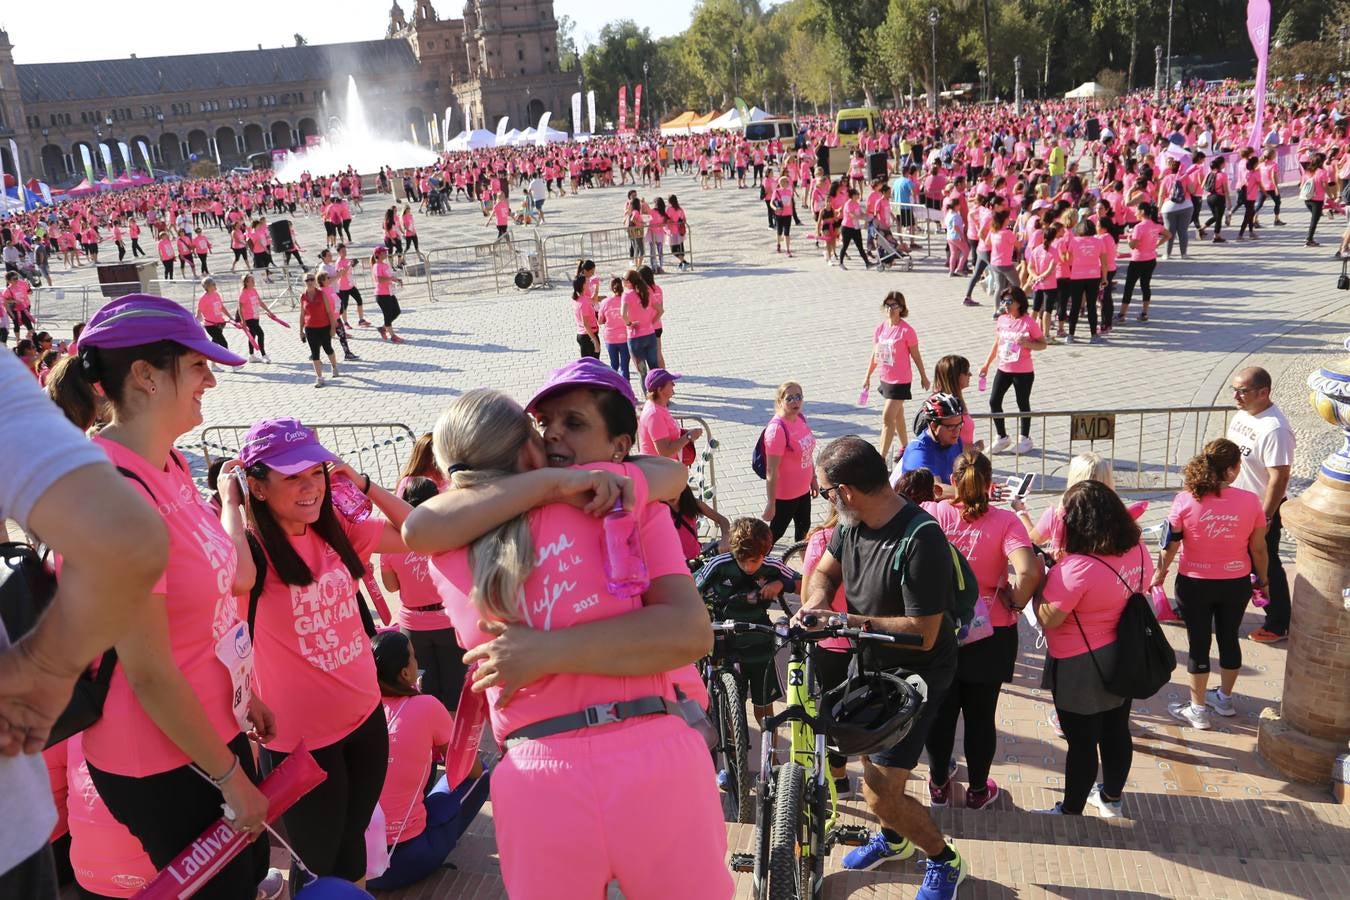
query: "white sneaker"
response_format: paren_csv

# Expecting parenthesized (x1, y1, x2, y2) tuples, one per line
(1205, 687, 1237, 717)
(256, 868, 286, 900)
(1047, 709, 1064, 739)
(1014, 436, 1034, 454)
(1169, 701, 1211, 730)
(990, 435, 1013, 453)
(1088, 784, 1124, 819)
(260, 354, 272, 363)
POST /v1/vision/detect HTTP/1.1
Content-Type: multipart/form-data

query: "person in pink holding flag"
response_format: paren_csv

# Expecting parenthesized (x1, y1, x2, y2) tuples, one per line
(195, 278, 232, 365)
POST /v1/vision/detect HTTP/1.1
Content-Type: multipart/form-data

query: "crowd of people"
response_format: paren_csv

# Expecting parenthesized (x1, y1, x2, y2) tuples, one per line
(0, 81, 1322, 900)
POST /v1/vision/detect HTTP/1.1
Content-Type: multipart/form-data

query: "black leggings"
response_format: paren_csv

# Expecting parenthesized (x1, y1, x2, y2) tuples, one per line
(375, 293, 401, 327)
(769, 491, 812, 544)
(1306, 199, 1324, 242)
(1202, 194, 1226, 236)
(1055, 700, 1132, 815)
(1258, 188, 1281, 218)
(1237, 196, 1257, 238)
(838, 226, 870, 265)
(89, 732, 270, 899)
(305, 325, 335, 361)
(265, 706, 389, 882)
(405, 233, 419, 253)
(925, 678, 1003, 789)
(162, 258, 174, 279)
(339, 286, 363, 315)
(989, 369, 1034, 439)
(576, 332, 600, 359)
(204, 323, 229, 349)
(244, 318, 265, 355)
(1120, 259, 1156, 310)
(405, 626, 469, 714)
(1067, 278, 1100, 337)
(1176, 574, 1250, 674)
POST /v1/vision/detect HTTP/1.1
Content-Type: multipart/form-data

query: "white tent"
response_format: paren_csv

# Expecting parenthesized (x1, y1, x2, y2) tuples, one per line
(704, 105, 772, 130)
(447, 128, 498, 151)
(510, 127, 536, 146)
(499, 128, 522, 146)
(536, 126, 569, 144)
(1064, 81, 1117, 99)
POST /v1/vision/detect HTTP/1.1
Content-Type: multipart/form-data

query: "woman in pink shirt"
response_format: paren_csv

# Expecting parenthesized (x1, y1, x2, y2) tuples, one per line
(1118, 202, 1168, 323)
(195, 277, 232, 361)
(1154, 439, 1267, 730)
(986, 209, 1020, 295)
(371, 245, 405, 342)
(861, 291, 929, 461)
(365, 631, 489, 891)
(400, 204, 419, 255)
(403, 377, 730, 900)
(597, 276, 630, 380)
(336, 243, 370, 327)
(1301, 154, 1329, 247)
(763, 380, 818, 543)
(978, 288, 1045, 454)
(51, 294, 271, 894)
(1255, 148, 1284, 226)
(1064, 219, 1108, 343)
(837, 188, 872, 269)
(1033, 480, 1153, 817)
(925, 450, 1041, 811)
(236, 272, 278, 364)
(1197, 158, 1229, 243)
(571, 272, 601, 359)
(1026, 224, 1060, 339)
(621, 269, 660, 384)
(232, 417, 413, 886)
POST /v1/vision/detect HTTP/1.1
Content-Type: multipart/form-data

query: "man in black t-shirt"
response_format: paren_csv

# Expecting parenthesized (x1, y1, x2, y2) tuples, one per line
(799, 436, 968, 885)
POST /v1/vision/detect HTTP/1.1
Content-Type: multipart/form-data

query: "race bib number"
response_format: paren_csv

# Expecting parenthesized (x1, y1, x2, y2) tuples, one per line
(214, 621, 254, 731)
(876, 339, 896, 366)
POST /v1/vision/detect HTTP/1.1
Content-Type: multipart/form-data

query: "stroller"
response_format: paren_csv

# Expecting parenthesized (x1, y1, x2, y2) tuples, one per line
(868, 220, 913, 271)
(426, 187, 448, 215)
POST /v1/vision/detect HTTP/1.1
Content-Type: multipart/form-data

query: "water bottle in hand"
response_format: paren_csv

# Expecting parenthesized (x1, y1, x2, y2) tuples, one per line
(330, 475, 372, 522)
(602, 498, 649, 598)
(1251, 574, 1269, 608)
(978, 374, 987, 392)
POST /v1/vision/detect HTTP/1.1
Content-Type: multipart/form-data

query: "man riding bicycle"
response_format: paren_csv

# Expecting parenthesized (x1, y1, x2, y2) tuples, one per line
(695, 518, 799, 725)
(797, 436, 968, 900)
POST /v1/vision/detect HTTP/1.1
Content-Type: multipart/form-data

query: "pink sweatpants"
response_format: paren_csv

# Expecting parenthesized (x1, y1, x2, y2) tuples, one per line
(492, 714, 733, 900)
(947, 237, 970, 274)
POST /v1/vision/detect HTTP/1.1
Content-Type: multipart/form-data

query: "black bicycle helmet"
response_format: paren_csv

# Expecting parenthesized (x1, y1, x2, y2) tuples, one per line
(821, 669, 928, 758)
(913, 391, 965, 436)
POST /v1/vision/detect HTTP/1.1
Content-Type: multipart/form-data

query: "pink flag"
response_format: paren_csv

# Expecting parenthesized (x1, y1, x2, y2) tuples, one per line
(618, 85, 628, 133)
(633, 84, 643, 132)
(1246, 0, 1271, 148)
(443, 663, 489, 787)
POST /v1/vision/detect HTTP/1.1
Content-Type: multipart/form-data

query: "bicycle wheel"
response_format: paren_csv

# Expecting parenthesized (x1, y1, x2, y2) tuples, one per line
(780, 540, 809, 575)
(717, 670, 754, 824)
(767, 762, 806, 900)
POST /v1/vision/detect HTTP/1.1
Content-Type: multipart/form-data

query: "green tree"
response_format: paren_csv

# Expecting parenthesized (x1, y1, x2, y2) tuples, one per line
(680, 0, 764, 108)
(580, 20, 659, 121)
(557, 15, 580, 72)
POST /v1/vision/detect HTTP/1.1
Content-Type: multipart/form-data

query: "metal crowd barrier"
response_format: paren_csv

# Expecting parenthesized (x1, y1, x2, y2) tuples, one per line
(198, 423, 419, 488)
(422, 233, 548, 297)
(676, 414, 719, 518)
(540, 226, 695, 282)
(893, 202, 938, 258)
(966, 405, 1236, 495)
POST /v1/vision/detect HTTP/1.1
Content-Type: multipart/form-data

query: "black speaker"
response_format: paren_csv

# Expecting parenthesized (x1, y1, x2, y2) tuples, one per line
(1085, 117, 1101, 142)
(268, 219, 294, 253)
(816, 144, 830, 175)
(868, 152, 889, 181)
(97, 260, 156, 298)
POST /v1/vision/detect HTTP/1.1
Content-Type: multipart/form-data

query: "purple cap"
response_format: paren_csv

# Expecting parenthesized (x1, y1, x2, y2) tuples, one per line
(78, 294, 247, 366)
(526, 357, 636, 413)
(372, 245, 388, 255)
(644, 368, 681, 392)
(237, 418, 341, 474)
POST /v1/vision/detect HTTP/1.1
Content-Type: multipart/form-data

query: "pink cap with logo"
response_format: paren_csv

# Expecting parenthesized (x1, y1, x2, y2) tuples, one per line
(238, 418, 340, 474)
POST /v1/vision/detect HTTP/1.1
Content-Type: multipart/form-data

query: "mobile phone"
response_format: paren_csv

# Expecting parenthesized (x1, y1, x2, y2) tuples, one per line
(1005, 473, 1034, 500)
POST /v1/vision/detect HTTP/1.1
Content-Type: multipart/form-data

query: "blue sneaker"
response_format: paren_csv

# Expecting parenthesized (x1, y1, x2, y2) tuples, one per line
(842, 831, 915, 871)
(716, 769, 729, 791)
(916, 848, 968, 900)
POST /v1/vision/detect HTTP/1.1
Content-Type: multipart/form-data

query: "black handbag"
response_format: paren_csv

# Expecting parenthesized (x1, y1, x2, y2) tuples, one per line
(1338, 259, 1348, 291)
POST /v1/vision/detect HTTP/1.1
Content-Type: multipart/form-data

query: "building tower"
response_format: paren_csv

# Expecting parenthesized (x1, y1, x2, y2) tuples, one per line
(0, 28, 34, 181)
(452, 0, 572, 133)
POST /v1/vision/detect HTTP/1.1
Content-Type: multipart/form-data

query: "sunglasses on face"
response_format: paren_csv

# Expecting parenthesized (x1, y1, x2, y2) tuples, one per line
(819, 484, 842, 502)
(784, 393, 803, 402)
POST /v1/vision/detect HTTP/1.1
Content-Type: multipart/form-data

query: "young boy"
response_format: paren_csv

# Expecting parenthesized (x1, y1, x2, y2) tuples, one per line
(694, 517, 799, 724)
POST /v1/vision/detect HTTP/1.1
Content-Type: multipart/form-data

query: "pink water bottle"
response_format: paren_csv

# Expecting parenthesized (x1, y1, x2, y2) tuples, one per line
(1251, 574, 1269, 608)
(978, 374, 987, 392)
(602, 498, 649, 598)
(330, 475, 373, 522)
(858, 386, 870, 406)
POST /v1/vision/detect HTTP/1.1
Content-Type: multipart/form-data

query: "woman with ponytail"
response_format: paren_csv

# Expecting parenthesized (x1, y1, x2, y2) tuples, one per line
(1155, 438, 1268, 730)
(923, 449, 1041, 811)
(571, 274, 601, 359)
(1117, 201, 1168, 323)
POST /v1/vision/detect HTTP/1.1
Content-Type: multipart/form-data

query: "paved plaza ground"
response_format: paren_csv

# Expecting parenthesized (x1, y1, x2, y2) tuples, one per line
(38, 172, 1350, 898)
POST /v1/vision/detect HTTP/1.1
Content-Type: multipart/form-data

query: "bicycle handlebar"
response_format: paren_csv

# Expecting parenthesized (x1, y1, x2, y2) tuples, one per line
(711, 613, 924, 647)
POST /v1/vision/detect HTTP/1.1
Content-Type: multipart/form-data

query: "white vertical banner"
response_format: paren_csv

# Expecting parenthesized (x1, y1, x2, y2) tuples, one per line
(571, 92, 582, 135)
(7, 139, 25, 210)
(118, 141, 133, 175)
(78, 144, 95, 185)
(443, 106, 453, 147)
(587, 91, 597, 135)
(410, 123, 418, 145)
(136, 139, 155, 177)
(495, 116, 509, 145)
(39, 183, 52, 205)
(536, 111, 551, 145)
(430, 114, 439, 147)
(99, 143, 115, 177)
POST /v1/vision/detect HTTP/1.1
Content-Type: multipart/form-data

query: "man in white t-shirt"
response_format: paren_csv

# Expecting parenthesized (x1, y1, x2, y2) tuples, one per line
(1225, 366, 1295, 642)
(528, 175, 548, 223)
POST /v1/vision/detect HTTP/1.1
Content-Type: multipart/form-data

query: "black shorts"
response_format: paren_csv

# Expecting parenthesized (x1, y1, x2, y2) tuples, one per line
(324, 222, 337, 237)
(878, 380, 912, 400)
(775, 214, 792, 236)
(739, 655, 783, 707)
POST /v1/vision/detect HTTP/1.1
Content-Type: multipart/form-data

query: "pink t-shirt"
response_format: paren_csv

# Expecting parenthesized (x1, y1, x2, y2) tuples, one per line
(1166, 486, 1263, 579)
(933, 504, 1031, 628)
(238, 287, 261, 321)
(1129, 219, 1163, 262)
(384, 550, 453, 631)
(197, 292, 227, 325)
(65, 734, 156, 897)
(623, 291, 657, 338)
(638, 400, 681, 458)
(801, 527, 849, 651)
(81, 439, 240, 776)
(598, 295, 627, 344)
(246, 516, 384, 752)
(764, 414, 816, 500)
(994, 314, 1042, 374)
(428, 463, 690, 744)
(1067, 235, 1102, 280)
(1028, 244, 1057, 290)
(873, 321, 918, 385)
(988, 229, 1016, 268)
(1041, 545, 1153, 659)
(493, 201, 510, 225)
(574, 297, 598, 336)
(372, 260, 396, 294)
(379, 694, 453, 845)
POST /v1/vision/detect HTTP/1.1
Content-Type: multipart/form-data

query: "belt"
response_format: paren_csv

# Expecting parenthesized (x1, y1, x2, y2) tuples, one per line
(501, 696, 678, 750)
(407, 603, 444, 613)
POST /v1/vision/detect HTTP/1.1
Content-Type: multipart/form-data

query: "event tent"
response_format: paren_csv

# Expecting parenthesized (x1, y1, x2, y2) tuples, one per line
(660, 111, 700, 135)
(536, 126, 568, 144)
(1064, 81, 1118, 99)
(704, 105, 771, 131)
(687, 111, 720, 134)
(447, 129, 498, 151)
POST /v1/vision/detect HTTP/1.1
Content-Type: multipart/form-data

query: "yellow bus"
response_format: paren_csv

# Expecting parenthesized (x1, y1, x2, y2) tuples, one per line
(834, 107, 878, 147)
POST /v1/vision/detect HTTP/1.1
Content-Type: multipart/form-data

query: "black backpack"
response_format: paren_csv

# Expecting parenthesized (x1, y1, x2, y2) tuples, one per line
(1073, 547, 1177, 700)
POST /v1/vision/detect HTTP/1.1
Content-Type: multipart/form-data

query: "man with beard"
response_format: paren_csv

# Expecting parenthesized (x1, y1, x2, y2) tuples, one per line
(797, 435, 967, 899)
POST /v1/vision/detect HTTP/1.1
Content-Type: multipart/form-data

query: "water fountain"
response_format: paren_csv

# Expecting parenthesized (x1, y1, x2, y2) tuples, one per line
(273, 75, 438, 180)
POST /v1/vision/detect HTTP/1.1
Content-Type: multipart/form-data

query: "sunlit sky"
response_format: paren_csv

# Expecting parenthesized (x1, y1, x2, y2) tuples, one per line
(2, 0, 698, 64)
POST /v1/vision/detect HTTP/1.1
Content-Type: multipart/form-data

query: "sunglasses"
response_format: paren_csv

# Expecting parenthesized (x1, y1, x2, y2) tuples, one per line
(819, 484, 843, 502)
(784, 393, 803, 402)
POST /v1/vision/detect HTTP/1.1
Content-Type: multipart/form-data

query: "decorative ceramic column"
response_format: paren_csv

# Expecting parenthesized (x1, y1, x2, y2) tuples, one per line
(1257, 337, 1350, 799)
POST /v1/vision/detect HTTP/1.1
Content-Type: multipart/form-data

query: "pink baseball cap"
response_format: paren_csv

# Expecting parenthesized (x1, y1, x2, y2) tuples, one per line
(372, 245, 388, 255)
(526, 357, 636, 413)
(78, 294, 247, 366)
(238, 418, 341, 474)
(644, 368, 681, 391)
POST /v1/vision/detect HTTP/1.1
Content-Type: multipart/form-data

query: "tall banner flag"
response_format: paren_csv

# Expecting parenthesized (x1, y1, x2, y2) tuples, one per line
(99, 143, 116, 178)
(633, 84, 643, 131)
(734, 96, 750, 126)
(571, 91, 583, 135)
(444, 105, 454, 147)
(7, 139, 28, 210)
(1246, 0, 1271, 148)
(118, 141, 133, 175)
(587, 90, 597, 135)
(136, 139, 155, 178)
(495, 116, 510, 145)
(618, 85, 628, 132)
(79, 144, 95, 185)
(536, 111, 551, 146)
